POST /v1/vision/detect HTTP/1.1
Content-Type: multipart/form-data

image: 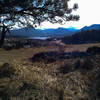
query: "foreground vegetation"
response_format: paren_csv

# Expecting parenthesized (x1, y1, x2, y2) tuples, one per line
(0, 43, 100, 100)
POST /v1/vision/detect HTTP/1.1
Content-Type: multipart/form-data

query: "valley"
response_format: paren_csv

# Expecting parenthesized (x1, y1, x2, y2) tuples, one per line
(0, 0, 100, 99)
(0, 24, 100, 100)
(0, 40, 100, 100)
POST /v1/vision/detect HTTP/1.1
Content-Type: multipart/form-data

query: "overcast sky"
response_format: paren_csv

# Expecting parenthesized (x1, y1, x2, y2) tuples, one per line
(38, 0, 100, 29)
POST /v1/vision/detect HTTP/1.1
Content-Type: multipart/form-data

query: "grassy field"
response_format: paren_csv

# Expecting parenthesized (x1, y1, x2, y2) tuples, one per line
(0, 43, 100, 64)
(0, 43, 100, 100)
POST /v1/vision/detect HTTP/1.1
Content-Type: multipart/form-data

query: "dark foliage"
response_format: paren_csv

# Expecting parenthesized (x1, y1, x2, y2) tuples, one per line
(58, 64, 74, 74)
(0, 0, 79, 25)
(87, 46, 100, 55)
(2, 45, 13, 51)
(31, 51, 89, 63)
(31, 51, 59, 63)
(62, 29, 100, 44)
(0, 0, 79, 47)
(0, 63, 15, 78)
(74, 57, 94, 72)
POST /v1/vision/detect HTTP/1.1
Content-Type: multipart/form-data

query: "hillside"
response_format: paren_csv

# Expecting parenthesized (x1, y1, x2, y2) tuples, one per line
(62, 29, 100, 44)
(6, 27, 78, 38)
(81, 24, 100, 30)
(0, 24, 100, 100)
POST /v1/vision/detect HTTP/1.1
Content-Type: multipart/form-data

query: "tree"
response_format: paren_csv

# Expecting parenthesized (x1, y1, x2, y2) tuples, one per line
(0, 0, 79, 47)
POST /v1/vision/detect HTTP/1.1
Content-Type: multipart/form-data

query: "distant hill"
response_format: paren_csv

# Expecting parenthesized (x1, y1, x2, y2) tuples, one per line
(2, 24, 100, 40)
(6, 27, 78, 38)
(62, 24, 100, 44)
(81, 24, 100, 31)
(62, 29, 100, 44)
(43, 27, 78, 37)
(7, 28, 44, 37)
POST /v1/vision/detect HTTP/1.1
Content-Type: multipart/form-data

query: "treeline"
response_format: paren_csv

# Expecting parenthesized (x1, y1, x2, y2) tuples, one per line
(62, 29, 100, 44)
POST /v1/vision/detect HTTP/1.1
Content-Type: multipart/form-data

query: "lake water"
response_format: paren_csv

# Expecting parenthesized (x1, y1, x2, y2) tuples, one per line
(29, 37, 50, 40)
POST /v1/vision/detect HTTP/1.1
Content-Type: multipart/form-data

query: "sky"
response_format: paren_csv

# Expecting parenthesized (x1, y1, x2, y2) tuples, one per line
(38, 0, 100, 29)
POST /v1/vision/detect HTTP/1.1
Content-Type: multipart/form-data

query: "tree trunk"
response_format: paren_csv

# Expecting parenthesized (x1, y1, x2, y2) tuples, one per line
(0, 26, 6, 48)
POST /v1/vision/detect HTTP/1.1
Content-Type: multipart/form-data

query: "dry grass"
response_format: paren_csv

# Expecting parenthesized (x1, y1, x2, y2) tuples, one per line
(0, 43, 100, 64)
(0, 42, 100, 100)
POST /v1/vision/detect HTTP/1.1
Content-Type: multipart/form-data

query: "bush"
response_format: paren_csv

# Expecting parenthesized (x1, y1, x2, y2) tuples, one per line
(58, 64, 74, 74)
(87, 46, 100, 55)
(82, 58, 94, 70)
(74, 58, 94, 74)
(14, 42, 24, 49)
(3, 45, 13, 51)
(0, 63, 15, 78)
(31, 51, 59, 63)
(74, 59, 81, 69)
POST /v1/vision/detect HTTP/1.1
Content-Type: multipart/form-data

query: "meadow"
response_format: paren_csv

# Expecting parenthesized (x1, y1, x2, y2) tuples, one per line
(0, 42, 100, 100)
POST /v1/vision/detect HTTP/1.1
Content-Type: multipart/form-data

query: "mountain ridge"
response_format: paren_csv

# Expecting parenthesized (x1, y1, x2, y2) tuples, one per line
(81, 24, 100, 30)
(7, 27, 79, 38)
(5, 24, 100, 38)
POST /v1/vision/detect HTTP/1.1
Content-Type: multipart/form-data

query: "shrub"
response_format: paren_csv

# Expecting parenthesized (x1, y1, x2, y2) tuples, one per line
(0, 63, 15, 78)
(31, 51, 59, 63)
(81, 58, 94, 70)
(74, 59, 81, 69)
(58, 63, 74, 74)
(87, 46, 100, 55)
(3, 45, 13, 51)
(14, 42, 24, 49)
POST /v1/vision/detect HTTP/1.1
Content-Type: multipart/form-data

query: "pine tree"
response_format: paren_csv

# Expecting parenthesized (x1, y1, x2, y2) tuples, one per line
(0, 0, 79, 47)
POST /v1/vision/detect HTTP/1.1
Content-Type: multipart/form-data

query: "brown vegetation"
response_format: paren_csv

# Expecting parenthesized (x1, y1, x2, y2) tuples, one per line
(0, 43, 100, 100)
